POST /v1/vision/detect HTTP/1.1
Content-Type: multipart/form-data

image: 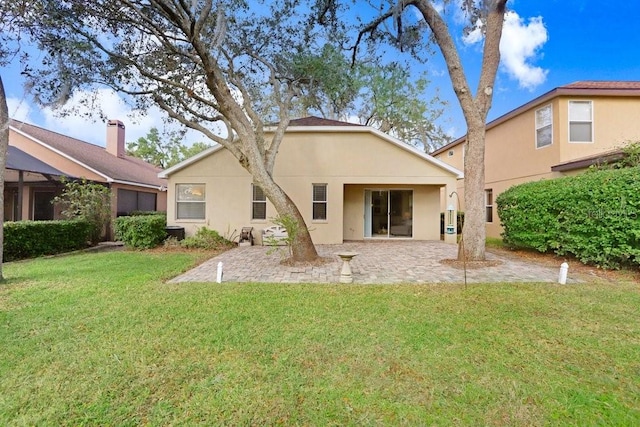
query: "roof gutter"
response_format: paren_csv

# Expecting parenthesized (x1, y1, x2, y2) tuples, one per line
(111, 179, 168, 191)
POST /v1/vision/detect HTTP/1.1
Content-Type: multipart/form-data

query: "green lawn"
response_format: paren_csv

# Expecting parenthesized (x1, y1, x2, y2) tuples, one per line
(1, 251, 639, 426)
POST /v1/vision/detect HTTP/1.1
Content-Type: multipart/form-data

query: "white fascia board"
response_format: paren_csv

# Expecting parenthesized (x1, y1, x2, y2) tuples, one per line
(10, 125, 113, 182)
(111, 179, 167, 191)
(158, 144, 223, 178)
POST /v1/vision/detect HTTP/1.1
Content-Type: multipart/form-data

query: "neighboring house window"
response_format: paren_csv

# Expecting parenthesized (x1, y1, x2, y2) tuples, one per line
(252, 184, 267, 220)
(535, 104, 552, 148)
(485, 189, 493, 223)
(117, 189, 157, 216)
(33, 191, 55, 220)
(176, 184, 205, 220)
(312, 184, 327, 221)
(569, 100, 593, 142)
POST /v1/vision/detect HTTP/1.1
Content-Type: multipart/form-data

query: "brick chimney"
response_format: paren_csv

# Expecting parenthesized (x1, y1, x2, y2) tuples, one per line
(106, 119, 125, 158)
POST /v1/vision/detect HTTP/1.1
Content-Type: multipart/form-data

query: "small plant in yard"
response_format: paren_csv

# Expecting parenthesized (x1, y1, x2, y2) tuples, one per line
(163, 235, 181, 248)
(180, 227, 235, 250)
(264, 214, 303, 258)
(52, 178, 112, 244)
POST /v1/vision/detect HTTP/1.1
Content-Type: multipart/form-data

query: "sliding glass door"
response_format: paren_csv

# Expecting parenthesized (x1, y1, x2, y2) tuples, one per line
(364, 189, 413, 238)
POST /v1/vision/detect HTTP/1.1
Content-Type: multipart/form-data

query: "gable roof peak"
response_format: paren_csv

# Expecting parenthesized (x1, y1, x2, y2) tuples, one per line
(287, 116, 363, 127)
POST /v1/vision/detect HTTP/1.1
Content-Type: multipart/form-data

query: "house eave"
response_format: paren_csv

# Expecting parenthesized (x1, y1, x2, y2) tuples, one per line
(158, 144, 224, 178)
(551, 150, 626, 172)
(10, 125, 113, 182)
(111, 179, 168, 191)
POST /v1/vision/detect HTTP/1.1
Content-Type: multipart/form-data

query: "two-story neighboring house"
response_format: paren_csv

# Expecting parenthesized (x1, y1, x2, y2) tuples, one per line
(432, 81, 640, 238)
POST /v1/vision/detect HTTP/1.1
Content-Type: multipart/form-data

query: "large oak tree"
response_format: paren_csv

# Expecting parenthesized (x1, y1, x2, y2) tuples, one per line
(26, 0, 355, 262)
(356, 0, 508, 261)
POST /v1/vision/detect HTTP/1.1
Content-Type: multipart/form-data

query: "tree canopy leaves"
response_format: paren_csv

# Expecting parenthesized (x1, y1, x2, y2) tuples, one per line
(126, 128, 212, 169)
(291, 44, 450, 151)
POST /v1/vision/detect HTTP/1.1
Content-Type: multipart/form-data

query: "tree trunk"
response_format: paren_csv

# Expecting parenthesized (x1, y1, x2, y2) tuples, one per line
(460, 123, 486, 261)
(254, 171, 319, 262)
(407, 0, 505, 262)
(0, 75, 9, 280)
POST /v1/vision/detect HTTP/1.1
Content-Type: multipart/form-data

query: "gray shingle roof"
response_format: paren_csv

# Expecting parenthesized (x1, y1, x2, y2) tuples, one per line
(561, 81, 640, 90)
(288, 116, 363, 127)
(10, 119, 165, 188)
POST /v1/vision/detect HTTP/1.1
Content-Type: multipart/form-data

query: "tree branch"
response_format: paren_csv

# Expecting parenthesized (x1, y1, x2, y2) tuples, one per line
(475, 0, 507, 118)
(410, 0, 477, 123)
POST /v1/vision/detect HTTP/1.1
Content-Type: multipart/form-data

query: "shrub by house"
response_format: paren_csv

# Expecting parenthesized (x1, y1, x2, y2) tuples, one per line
(497, 167, 640, 269)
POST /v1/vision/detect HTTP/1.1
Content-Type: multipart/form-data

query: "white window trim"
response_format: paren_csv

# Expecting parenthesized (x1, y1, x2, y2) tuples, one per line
(535, 104, 553, 149)
(175, 183, 206, 221)
(312, 183, 328, 222)
(251, 184, 267, 222)
(568, 100, 594, 144)
(485, 189, 493, 223)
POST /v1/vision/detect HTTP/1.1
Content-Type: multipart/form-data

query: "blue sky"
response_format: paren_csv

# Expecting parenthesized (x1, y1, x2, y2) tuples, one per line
(4, 0, 640, 148)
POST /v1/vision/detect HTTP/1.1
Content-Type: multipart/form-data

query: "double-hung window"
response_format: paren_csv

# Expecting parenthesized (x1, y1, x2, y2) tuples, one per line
(535, 105, 552, 148)
(569, 100, 593, 142)
(312, 184, 327, 221)
(252, 184, 267, 220)
(176, 184, 206, 220)
(485, 189, 493, 223)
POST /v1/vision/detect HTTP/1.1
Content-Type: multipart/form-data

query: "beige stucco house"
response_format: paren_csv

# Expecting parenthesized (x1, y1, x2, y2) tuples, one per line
(159, 117, 462, 245)
(432, 81, 640, 238)
(6, 119, 167, 229)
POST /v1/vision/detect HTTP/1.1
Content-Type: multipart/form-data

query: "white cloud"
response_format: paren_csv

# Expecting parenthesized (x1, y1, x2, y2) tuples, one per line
(499, 12, 548, 89)
(462, 18, 484, 45)
(412, 0, 464, 24)
(452, 0, 484, 25)
(462, 11, 548, 90)
(40, 88, 209, 147)
(7, 97, 33, 122)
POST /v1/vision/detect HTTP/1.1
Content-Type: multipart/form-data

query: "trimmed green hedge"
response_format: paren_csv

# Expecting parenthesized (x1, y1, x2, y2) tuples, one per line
(497, 167, 640, 269)
(4, 220, 92, 262)
(114, 214, 167, 249)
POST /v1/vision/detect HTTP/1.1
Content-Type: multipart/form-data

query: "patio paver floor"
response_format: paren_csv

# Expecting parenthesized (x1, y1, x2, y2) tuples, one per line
(169, 240, 577, 284)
